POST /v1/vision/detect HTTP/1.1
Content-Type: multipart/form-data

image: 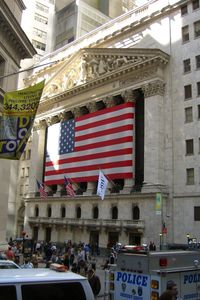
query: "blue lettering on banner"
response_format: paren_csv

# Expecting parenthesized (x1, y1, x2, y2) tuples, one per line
(116, 272, 148, 287)
(184, 273, 200, 284)
(120, 292, 133, 299)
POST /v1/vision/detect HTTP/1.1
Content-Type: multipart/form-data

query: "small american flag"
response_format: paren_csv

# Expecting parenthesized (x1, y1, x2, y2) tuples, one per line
(64, 176, 76, 197)
(36, 179, 47, 199)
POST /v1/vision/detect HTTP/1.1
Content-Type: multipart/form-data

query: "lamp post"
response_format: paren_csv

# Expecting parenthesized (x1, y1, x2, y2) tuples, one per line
(187, 233, 190, 246)
(159, 233, 163, 250)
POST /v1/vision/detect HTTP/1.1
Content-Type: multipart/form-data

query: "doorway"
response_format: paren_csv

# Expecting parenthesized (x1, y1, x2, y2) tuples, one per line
(129, 233, 141, 245)
(90, 231, 99, 255)
(45, 227, 51, 243)
(108, 232, 119, 248)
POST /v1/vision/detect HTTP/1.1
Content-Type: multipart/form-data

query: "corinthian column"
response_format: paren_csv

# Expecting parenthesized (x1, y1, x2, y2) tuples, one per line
(29, 119, 47, 196)
(120, 90, 135, 193)
(141, 80, 165, 185)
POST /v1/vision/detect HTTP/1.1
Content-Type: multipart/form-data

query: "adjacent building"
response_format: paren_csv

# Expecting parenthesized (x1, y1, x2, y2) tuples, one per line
(0, 0, 36, 247)
(15, 0, 200, 250)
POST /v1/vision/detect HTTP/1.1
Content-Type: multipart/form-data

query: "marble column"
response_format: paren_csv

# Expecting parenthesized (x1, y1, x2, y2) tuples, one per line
(120, 90, 136, 193)
(28, 120, 48, 197)
(141, 79, 165, 185)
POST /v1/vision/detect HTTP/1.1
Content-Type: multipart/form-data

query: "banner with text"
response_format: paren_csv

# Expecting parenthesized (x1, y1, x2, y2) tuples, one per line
(0, 80, 45, 160)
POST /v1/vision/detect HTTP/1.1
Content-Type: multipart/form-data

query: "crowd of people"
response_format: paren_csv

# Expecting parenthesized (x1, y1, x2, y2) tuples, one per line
(3, 239, 102, 297)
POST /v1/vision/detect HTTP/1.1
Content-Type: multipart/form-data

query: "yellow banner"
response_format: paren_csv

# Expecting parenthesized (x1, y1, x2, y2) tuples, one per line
(2, 80, 45, 116)
(0, 80, 45, 160)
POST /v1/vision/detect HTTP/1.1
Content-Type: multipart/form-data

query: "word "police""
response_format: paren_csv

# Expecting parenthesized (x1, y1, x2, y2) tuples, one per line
(116, 271, 148, 287)
(184, 273, 200, 284)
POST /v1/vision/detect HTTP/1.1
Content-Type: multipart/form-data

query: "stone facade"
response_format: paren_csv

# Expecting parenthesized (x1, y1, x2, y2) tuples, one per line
(0, 0, 36, 246)
(15, 0, 200, 249)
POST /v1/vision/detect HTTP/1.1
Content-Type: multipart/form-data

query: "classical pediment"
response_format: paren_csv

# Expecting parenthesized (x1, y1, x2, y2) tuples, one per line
(41, 48, 169, 100)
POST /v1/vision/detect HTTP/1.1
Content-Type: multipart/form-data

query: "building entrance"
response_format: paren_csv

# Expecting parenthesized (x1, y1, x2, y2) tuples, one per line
(108, 232, 119, 248)
(129, 233, 141, 245)
(90, 231, 99, 255)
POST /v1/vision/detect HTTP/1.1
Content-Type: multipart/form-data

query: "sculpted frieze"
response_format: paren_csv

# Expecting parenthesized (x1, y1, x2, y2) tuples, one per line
(40, 48, 169, 101)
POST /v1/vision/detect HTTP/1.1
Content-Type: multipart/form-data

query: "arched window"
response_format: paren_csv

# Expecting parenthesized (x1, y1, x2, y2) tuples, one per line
(112, 206, 118, 220)
(133, 205, 140, 220)
(35, 206, 39, 217)
(47, 205, 52, 217)
(93, 206, 99, 219)
(61, 206, 66, 218)
(76, 206, 81, 219)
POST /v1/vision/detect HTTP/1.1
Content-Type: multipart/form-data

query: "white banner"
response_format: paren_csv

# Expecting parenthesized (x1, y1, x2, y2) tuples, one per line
(97, 170, 108, 200)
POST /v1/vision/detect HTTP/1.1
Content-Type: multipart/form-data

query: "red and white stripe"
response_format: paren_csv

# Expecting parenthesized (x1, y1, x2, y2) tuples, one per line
(44, 102, 135, 185)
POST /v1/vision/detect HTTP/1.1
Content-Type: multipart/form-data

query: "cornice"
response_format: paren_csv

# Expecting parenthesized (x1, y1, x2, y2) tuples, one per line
(0, 0, 36, 59)
(35, 48, 169, 115)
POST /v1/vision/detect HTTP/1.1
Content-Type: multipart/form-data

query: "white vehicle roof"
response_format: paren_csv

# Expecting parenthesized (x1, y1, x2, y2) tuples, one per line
(0, 260, 21, 269)
(0, 268, 87, 284)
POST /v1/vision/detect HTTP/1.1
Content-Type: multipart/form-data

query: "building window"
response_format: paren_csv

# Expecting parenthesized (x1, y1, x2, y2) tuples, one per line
(182, 25, 189, 42)
(33, 28, 47, 39)
(192, 0, 200, 10)
(36, 2, 49, 13)
(21, 168, 25, 178)
(186, 139, 194, 155)
(32, 40, 46, 51)
(111, 206, 118, 220)
(194, 20, 200, 38)
(93, 206, 99, 219)
(184, 84, 192, 99)
(186, 168, 195, 185)
(133, 206, 140, 220)
(196, 55, 200, 69)
(27, 149, 31, 160)
(0, 55, 5, 88)
(197, 82, 200, 96)
(185, 107, 193, 122)
(76, 206, 81, 219)
(25, 167, 29, 177)
(181, 4, 188, 15)
(47, 205, 52, 217)
(35, 206, 39, 217)
(194, 206, 200, 221)
(20, 185, 23, 195)
(34, 13, 48, 25)
(61, 206, 65, 218)
(183, 59, 191, 73)
(198, 105, 200, 119)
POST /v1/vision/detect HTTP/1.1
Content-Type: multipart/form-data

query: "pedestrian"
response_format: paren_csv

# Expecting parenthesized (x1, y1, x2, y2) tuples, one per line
(5, 246, 15, 261)
(23, 257, 33, 269)
(87, 269, 101, 299)
(159, 280, 178, 300)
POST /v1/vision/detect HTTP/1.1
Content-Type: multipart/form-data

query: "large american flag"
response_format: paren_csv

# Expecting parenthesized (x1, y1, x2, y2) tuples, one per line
(44, 102, 135, 185)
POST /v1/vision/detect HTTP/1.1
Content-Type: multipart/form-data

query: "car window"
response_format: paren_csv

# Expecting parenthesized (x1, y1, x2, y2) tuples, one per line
(21, 282, 87, 300)
(0, 264, 19, 269)
(0, 285, 17, 300)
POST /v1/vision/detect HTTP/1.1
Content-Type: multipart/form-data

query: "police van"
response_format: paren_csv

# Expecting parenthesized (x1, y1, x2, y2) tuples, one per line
(108, 249, 200, 300)
(0, 267, 94, 300)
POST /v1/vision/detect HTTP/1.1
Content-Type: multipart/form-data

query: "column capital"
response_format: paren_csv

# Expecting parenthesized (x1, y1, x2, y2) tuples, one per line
(103, 96, 115, 108)
(121, 90, 135, 102)
(72, 106, 81, 117)
(142, 80, 165, 98)
(86, 102, 97, 113)
(33, 119, 47, 131)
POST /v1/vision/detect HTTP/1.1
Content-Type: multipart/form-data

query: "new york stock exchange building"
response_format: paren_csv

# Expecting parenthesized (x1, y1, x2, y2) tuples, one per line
(17, 0, 200, 250)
